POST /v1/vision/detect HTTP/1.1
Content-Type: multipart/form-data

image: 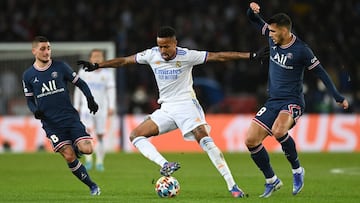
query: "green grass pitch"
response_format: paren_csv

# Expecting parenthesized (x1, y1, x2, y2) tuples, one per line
(0, 152, 359, 203)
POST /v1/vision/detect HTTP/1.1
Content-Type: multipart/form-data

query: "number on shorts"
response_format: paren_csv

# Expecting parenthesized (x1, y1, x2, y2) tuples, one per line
(256, 107, 267, 116)
(50, 134, 59, 143)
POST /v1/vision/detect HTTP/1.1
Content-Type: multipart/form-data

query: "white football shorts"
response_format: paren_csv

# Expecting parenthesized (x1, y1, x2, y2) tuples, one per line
(149, 99, 211, 141)
(80, 112, 107, 135)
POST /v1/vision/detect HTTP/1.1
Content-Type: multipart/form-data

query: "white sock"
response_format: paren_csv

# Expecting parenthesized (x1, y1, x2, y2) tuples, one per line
(265, 175, 278, 184)
(95, 139, 105, 165)
(132, 136, 167, 167)
(292, 167, 303, 174)
(200, 136, 236, 190)
(85, 154, 92, 163)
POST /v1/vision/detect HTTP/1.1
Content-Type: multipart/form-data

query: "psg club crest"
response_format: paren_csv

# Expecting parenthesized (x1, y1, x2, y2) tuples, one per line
(51, 72, 58, 78)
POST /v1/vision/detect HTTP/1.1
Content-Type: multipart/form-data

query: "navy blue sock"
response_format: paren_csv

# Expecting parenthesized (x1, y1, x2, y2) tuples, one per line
(277, 133, 300, 169)
(248, 144, 275, 179)
(68, 159, 96, 188)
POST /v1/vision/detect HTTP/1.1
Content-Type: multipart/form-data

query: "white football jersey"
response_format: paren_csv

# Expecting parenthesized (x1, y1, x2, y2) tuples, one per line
(73, 68, 116, 116)
(136, 47, 207, 103)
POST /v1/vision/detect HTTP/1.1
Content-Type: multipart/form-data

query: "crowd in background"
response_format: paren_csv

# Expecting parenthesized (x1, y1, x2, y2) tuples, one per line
(0, 0, 359, 114)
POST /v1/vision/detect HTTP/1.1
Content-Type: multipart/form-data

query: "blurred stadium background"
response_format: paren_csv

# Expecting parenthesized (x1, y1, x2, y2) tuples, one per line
(0, 0, 359, 153)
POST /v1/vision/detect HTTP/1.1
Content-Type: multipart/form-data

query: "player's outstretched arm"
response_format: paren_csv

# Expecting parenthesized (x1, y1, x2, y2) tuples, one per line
(207, 51, 250, 62)
(206, 46, 269, 62)
(77, 55, 136, 72)
(312, 65, 349, 110)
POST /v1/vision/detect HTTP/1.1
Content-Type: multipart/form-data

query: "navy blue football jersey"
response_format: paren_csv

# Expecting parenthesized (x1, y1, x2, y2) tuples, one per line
(248, 11, 323, 107)
(22, 60, 81, 129)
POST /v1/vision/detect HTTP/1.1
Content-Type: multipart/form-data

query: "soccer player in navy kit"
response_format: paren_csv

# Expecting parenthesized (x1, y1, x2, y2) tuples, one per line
(22, 36, 101, 195)
(246, 2, 349, 198)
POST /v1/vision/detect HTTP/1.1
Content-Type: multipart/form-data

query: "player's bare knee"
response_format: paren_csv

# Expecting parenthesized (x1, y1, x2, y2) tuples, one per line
(129, 130, 140, 142)
(59, 146, 77, 163)
(77, 140, 94, 154)
(80, 145, 94, 154)
(245, 136, 257, 148)
(195, 134, 207, 143)
(271, 129, 286, 139)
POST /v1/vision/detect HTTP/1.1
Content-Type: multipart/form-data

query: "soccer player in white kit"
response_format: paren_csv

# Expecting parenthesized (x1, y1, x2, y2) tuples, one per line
(74, 49, 116, 171)
(78, 26, 268, 198)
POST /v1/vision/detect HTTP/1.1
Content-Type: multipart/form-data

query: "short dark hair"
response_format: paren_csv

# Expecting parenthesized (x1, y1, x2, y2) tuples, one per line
(32, 36, 49, 47)
(33, 36, 49, 43)
(157, 26, 176, 38)
(268, 13, 292, 30)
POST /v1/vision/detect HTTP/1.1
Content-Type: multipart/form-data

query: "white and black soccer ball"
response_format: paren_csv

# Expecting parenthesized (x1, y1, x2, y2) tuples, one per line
(155, 176, 180, 198)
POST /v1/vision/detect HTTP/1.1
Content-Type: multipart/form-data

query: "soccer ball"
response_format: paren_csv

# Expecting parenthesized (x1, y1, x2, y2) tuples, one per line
(155, 176, 180, 198)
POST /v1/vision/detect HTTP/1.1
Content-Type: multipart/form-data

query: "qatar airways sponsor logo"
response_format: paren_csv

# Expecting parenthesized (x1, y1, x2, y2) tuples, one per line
(154, 68, 182, 80)
(271, 52, 293, 69)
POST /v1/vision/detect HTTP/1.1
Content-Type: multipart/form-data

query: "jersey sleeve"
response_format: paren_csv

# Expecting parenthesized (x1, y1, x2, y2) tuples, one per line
(187, 49, 208, 66)
(22, 71, 37, 113)
(61, 61, 80, 84)
(302, 45, 320, 70)
(22, 73, 33, 97)
(247, 8, 269, 36)
(135, 48, 153, 65)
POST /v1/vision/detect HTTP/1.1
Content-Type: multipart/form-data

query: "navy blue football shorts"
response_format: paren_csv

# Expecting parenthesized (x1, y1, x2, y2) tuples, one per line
(252, 99, 304, 136)
(43, 121, 92, 152)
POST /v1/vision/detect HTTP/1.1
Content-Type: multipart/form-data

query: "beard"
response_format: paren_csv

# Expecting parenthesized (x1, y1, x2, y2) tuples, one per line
(39, 59, 50, 63)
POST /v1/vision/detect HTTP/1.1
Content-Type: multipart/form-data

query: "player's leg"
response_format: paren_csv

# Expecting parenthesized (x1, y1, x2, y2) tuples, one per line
(84, 128, 94, 170)
(192, 125, 245, 198)
(130, 117, 172, 171)
(71, 122, 100, 195)
(245, 108, 283, 198)
(84, 154, 93, 170)
(272, 110, 304, 195)
(94, 133, 105, 171)
(80, 113, 94, 169)
(58, 144, 100, 195)
(94, 116, 107, 171)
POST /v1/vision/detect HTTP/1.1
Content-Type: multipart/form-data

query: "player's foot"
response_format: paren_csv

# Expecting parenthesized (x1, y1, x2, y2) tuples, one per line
(85, 161, 92, 170)
(96, 163, 104, 172)
(292, 167, 305, 195)
(90, 185, 101, 196)
(259, 178, 283, 198)
(229, 184, 247, 198)
(160, 162, 180, 176)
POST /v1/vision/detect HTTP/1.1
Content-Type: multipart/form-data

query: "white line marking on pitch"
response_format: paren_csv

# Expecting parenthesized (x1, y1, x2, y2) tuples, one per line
(330, 167, 360, 175)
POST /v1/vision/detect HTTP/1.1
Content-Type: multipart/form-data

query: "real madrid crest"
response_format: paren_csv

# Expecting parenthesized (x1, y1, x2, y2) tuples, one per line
(176, 61, 181, 67)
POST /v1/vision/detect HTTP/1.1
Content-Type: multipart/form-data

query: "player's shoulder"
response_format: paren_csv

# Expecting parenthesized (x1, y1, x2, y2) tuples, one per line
(137, 46, 159, 57)
(293, 34, 310, 48)
(52, 60, 75, 72)
(176, 47, 191, 56)
(22, 65, 35, 78)
(49, 60, 68, 69)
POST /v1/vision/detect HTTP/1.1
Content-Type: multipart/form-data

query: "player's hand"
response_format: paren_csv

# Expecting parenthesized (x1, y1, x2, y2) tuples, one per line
(250, 46, 269, 61)
(34, 110, 45, 120)
(87, 97, 99, 114)
(250, 2, 260, 13)
(77, 60, 99, 72)
(337, 99, 349, 110)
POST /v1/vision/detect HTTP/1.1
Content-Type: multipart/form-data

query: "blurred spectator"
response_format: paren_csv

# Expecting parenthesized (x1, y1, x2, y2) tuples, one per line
(0, 71, 19, 114)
